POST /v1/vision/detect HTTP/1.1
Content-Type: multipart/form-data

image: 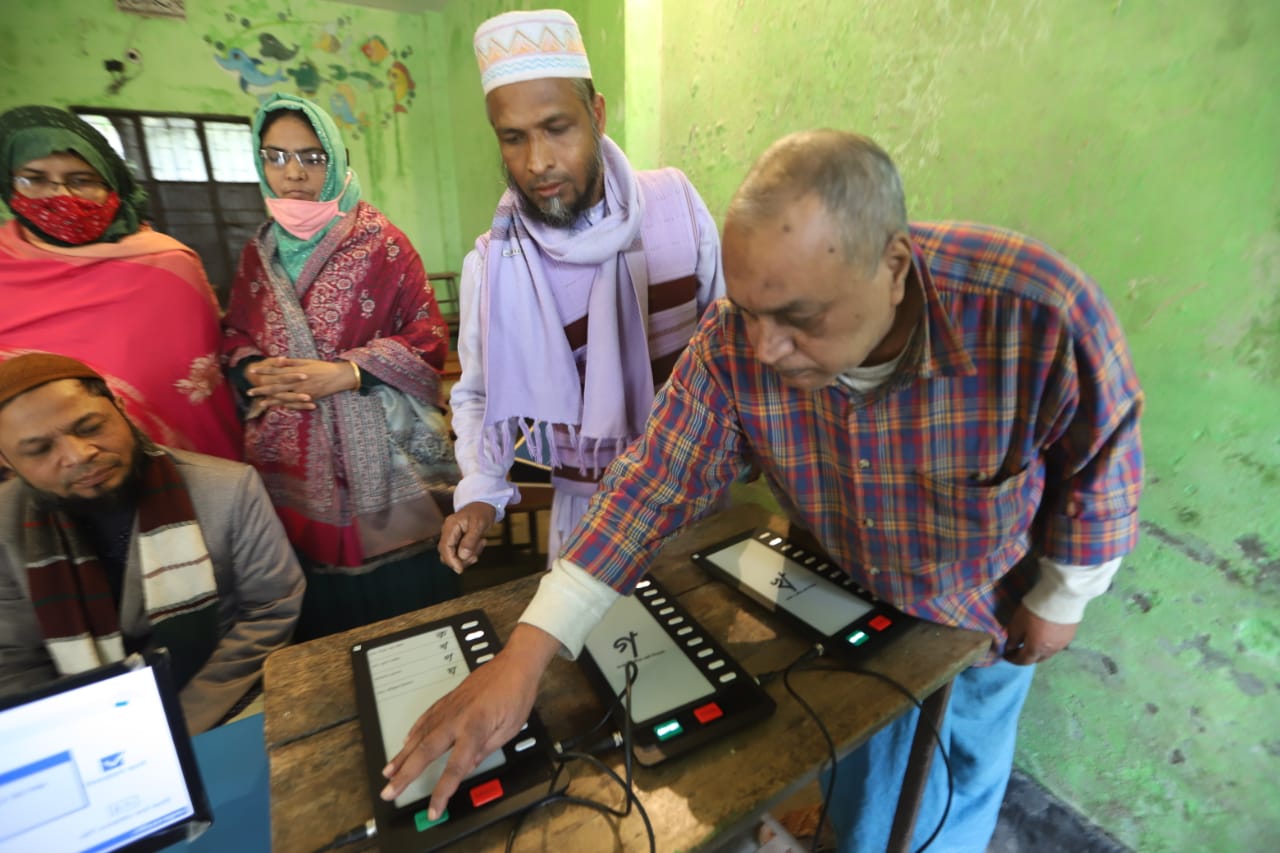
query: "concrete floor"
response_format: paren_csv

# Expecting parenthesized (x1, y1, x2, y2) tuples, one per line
(711, 770, 1130, 852)
(990, 770, 1129, 853)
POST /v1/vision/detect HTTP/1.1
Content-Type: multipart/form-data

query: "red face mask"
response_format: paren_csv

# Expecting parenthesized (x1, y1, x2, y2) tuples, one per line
(8, 191, 122, 245)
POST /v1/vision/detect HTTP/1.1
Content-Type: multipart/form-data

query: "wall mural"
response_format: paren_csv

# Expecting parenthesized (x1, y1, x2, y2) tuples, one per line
(204, 9, 417, 138)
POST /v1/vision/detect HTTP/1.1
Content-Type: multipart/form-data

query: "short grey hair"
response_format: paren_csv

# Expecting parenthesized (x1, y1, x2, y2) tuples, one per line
(726, 130, 908, 272)
(570, 78, 599, 133)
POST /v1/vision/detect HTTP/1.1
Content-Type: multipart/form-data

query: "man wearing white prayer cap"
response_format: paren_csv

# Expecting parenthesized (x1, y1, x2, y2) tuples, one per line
(440, 10, 724, 577)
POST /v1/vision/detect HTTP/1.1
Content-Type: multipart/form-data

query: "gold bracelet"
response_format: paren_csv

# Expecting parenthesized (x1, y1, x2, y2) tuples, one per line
(349, 360, 362, 391)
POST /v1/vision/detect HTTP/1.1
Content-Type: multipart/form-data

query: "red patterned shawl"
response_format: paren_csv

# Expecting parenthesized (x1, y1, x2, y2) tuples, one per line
(0, 221, 242, 460)
(221, 201, 448, 569)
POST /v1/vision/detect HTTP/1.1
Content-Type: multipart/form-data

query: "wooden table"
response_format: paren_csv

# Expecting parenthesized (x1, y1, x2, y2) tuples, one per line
(264, 503, 990, 852)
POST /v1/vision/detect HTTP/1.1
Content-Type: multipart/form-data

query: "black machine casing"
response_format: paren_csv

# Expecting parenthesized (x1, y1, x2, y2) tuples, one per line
(692, 527, 913, 665)
(351, 611, 560, 852)
(0, 649, 213, 852)
(579, 574, 776, 767)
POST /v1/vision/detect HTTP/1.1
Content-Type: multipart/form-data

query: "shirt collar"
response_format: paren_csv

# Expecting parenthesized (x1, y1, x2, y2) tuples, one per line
(911, 243, 975, 380)
(571, 196, 608, 234)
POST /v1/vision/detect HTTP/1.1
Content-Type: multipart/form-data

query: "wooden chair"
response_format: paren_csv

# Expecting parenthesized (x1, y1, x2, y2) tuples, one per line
(428, 270, 460, 346)
(493, 428, 553, 557)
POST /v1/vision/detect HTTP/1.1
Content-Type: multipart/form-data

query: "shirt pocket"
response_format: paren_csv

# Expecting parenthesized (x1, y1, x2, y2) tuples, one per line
(905, 464, 1038, 568)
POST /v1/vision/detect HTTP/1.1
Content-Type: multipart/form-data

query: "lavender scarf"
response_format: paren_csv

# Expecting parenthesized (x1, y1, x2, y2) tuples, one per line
(478, 136, 654, 474)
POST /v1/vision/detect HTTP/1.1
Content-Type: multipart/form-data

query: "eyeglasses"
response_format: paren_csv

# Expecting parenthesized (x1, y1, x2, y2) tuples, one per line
(259, 148, 329, 170)
(12, 174, 111, 199)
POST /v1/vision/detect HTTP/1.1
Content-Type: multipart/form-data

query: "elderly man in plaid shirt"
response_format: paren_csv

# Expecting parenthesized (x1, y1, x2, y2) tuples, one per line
(384, 130, 1144, 851)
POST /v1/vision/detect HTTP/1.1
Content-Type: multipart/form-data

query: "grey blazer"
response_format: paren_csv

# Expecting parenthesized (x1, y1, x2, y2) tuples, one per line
(0, 447, 305, 734)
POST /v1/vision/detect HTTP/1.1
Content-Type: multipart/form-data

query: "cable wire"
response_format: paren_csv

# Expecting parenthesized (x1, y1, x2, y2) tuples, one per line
(504, 661, 656, 853)
(771, 648, 954, 853)
(781, 655, 838, 853)
(793, 653, 957, 845)
(309, 818, 375, 852)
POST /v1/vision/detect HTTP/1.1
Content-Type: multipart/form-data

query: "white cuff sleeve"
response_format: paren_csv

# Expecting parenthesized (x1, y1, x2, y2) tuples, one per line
(453, 477, 516, 522)
(518, 558, 621, 660)
(1021, 556, 1123, 624)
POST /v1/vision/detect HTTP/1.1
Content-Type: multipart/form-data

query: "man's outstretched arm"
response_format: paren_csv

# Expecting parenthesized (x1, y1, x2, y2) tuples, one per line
(379, 623, 561, 820)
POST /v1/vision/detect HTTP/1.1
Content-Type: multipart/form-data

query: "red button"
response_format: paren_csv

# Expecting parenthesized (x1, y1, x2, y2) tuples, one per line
(469, 778, 504, 807)
(693, 702, 723, 724)
(869, 615, 892, 631)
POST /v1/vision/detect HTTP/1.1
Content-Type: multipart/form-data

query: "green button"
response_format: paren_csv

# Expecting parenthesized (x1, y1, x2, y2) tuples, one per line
(654, 719, 683, 741)
(415, 808, 450, 831)
(847, 630, 868, 646)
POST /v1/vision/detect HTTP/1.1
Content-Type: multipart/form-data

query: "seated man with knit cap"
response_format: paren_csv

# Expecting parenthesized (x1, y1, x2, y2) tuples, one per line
(440, 9, 724, 573)
(0, 353, 305, 734)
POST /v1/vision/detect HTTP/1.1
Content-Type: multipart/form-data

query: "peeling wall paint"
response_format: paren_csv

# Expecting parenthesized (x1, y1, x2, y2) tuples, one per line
(643, 0, 1280, 849)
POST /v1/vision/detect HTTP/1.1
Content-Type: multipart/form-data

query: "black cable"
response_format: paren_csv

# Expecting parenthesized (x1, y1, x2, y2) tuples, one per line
(555, 676, 629, 752)
(785, 651, 954, 853)
(841, 663, 952, 853)
(564, 728, 623, 755)
(503, 661, 655, 853)
(781, 655, 838, 853)
(309, 818, 375, 852)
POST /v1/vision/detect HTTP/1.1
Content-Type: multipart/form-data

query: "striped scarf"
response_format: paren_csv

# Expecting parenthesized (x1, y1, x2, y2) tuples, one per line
(21, 449, 218, 688)
(477, 136, 652, 476)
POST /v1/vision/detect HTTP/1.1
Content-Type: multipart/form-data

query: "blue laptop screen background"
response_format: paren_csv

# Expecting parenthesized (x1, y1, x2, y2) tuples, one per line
(0, 666, 195, 853)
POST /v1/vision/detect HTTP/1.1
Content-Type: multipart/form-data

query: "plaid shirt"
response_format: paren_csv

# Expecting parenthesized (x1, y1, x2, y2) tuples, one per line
(561, 221, 1144, 651)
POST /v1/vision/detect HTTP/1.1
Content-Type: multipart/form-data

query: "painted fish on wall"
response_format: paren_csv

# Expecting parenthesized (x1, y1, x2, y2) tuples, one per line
(214, 48, 286, 93)
(286, 60, 323, 96)
(329, 83, 367, 130)
(388, 61, 415, 114)
(315, 31, 344, 54)
(259, 33, 299, 61)
(361, 36, 390, 64)
(205, 10, 418, 132)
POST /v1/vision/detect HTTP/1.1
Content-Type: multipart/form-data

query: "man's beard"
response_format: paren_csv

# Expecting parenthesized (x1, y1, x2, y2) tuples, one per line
(505, 134, 605, 229)
(27, 430, 153, 516)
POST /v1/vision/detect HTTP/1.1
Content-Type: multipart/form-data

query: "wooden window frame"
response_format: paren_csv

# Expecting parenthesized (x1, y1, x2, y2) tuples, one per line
(70, 106, 260, 305)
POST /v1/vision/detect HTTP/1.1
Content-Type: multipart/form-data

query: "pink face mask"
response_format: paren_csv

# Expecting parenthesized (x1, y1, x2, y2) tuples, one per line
(265, 171, 351, 240)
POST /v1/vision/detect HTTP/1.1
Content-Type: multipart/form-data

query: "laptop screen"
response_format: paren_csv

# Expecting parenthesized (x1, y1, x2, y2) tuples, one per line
(0, 657, 209, 853)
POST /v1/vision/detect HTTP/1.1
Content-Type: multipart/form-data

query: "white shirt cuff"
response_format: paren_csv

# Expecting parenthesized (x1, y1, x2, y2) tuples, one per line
(453, 475, 515, 521)
(519, 558, 620, 660)
(1021, 556, 1123, 624)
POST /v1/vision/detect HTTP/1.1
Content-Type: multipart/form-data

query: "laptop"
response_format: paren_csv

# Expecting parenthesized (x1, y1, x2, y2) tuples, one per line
(0, 651, 212, 853)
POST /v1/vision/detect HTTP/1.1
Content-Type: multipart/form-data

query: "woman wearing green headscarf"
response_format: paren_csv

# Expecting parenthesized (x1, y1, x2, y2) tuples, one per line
(0, 105, 241, 460)
(221, 94, 458, 639)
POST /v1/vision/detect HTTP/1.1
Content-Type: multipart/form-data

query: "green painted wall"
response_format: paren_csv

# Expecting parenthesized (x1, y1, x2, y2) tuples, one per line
(0, 0, 627, 293)
(4, 1, 1275, 848)
(646, 1, 1280, 850)
(0, 0, 460, 283)
(433, 0, 627, 264)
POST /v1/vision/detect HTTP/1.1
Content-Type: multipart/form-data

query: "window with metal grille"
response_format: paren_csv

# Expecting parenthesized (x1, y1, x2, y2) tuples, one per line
(72, 108, 263, 306)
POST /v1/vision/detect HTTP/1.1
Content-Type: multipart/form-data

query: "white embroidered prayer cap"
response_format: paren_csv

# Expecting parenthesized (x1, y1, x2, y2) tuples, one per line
(474, 9, 593, 95)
